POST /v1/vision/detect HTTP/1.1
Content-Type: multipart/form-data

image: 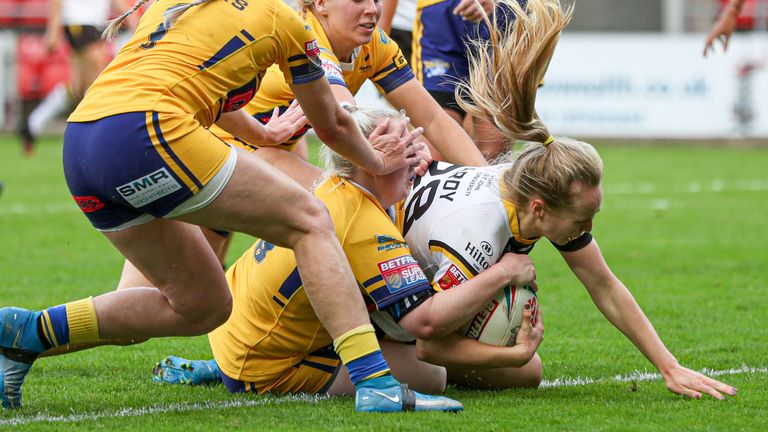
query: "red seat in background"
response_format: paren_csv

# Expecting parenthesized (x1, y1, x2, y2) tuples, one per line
(16, 34, 71, 100)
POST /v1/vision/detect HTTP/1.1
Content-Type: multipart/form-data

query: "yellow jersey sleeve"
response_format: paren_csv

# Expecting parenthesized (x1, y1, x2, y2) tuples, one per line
(316, 177, 432, 309)
(366, 28, 414, 94)
(69, 0, 323, 127)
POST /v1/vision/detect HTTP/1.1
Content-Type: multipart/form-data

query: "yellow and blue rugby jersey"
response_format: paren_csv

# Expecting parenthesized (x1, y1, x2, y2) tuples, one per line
(208, 175, 433, 383)
(214, 9, 414, 151)
(213, 9, 414, 151)
(69, 0, 324, 127)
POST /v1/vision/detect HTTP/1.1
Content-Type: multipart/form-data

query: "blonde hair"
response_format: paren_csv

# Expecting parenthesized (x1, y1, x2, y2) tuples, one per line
(319, 104, 404, 178)
(457, 0, 603, 211)
(103, 0, 212, 40)
(296, 0, 315, 11)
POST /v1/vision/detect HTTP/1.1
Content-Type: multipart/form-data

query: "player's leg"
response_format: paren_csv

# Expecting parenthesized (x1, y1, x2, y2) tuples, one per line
(447, 353, 542, 389)
(0, 219, 231, 409)
(1, 112, 235, 409)
(68, 26, 110, 102)
(327, 340, 447, 396)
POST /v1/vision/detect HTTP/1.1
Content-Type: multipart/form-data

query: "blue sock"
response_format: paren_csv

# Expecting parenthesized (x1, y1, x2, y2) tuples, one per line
(38, 304, 70, 348)
(346, 350, 391, 388)
(355, 374, 399, 390)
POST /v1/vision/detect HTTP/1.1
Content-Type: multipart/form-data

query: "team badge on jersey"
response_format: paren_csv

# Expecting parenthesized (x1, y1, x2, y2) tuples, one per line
(437, 264, 468, 290)
(377, 255, 428, 293)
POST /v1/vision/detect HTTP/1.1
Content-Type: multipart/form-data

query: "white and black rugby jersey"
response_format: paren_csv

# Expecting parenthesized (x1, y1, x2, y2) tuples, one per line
(395, 162, 592, 291)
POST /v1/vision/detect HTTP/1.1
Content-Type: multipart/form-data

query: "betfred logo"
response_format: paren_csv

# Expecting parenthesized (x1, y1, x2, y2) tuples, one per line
(305, 39, 320, 58)
(73, 195, 104, 213)
(377, 255, 427, 293)
(437, 264, 467, 290)
(466, 300, 499, 339)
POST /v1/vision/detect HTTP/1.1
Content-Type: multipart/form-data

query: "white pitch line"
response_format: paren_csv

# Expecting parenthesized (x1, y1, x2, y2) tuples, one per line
(538, 364, 766, 389)
(1, 365, 764, 426)
(0, 393, 330, 427)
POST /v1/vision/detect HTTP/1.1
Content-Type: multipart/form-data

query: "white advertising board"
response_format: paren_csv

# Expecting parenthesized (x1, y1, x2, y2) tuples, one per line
(537, 33, 768, 139)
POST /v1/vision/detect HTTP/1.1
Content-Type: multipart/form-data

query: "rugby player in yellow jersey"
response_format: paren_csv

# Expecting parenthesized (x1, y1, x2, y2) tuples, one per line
(152, 105, 543, 398)
(211, 0, 487, 164)
(112, 0, 488, 290)
(0, 0, 461, 413)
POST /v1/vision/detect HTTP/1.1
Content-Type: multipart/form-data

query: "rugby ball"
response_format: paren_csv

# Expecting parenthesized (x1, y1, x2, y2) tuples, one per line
(458, 285, 537, 347)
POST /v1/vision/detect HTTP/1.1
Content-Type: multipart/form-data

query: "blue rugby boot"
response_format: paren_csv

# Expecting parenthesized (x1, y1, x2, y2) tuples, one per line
(1, 307, 47, 409)
(355, 376, 463, 413)
(152, 356, 221, 385)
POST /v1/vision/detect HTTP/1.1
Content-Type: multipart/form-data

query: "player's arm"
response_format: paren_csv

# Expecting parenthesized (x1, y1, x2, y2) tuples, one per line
(562, 239, 737, 399)
(385, 79, 487, 166)
(252, 147, 323, 190)
(45, 0, 63, 52)
(703, 0, 747, 56)
(379, 0, 398, 33)
(398, 251, 535, 339)
(216, 102, 307, 146)
(415, 305, 542, 368)
(290, 78, 422, 175)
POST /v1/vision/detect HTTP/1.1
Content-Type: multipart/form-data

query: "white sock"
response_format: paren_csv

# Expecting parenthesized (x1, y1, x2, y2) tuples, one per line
(28, 83, 70, 137)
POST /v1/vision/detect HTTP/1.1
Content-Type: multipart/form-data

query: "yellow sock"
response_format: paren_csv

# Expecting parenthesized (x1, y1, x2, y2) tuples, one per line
(65, 297, 100, 343)
(333, 324, 390, 384)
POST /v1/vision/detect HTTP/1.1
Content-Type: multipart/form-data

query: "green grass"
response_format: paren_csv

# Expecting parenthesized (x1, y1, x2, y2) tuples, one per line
(1, 136, 767, 430)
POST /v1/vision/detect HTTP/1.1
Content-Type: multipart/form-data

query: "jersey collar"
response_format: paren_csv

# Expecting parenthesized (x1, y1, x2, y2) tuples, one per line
(499, 177, 539, 246)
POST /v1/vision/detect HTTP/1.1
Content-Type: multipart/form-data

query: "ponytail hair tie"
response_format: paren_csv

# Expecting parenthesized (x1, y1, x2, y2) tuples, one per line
(543, 135, 555, 147)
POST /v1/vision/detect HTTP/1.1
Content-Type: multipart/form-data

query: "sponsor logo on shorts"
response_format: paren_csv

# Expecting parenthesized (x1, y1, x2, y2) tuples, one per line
(116, 168, 182, 208)
(377, 255, 427, 293)
(437, 264, 468, 290)
(73, 195, 105, 213)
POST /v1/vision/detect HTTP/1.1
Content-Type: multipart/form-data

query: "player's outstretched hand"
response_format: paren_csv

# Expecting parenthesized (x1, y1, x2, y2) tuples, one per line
(263, 100, 308, 145)
(662, 364, 737, 400)
(514, 302, 544, 362)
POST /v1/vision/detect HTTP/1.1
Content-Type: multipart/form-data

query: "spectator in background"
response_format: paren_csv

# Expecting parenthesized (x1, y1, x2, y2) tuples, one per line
(704, 0, 748, 56)
(412, 0, 517, 160)
(379, 0, 417, 65)
(18, 0, 135, 156)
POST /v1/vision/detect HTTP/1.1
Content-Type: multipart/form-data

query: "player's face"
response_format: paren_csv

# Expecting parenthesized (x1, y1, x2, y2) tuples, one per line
(540, 182, 602, 245)
(323, 0, 382, 48)
(373, 163, 415, 208)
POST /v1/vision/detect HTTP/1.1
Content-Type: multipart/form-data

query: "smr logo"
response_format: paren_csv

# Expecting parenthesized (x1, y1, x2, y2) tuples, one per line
(117, 168, 182, 208)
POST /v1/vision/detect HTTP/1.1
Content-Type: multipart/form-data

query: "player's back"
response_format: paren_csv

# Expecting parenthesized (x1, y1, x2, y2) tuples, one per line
(397, 163, 527, 282)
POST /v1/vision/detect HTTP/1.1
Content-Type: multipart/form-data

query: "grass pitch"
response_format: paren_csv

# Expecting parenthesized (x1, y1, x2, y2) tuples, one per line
(1, 135, 767, 431)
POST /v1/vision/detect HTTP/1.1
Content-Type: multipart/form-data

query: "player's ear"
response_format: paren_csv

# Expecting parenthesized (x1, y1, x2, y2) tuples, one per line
(314, 0, 328, 14)
(530, 199, 546, 218)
